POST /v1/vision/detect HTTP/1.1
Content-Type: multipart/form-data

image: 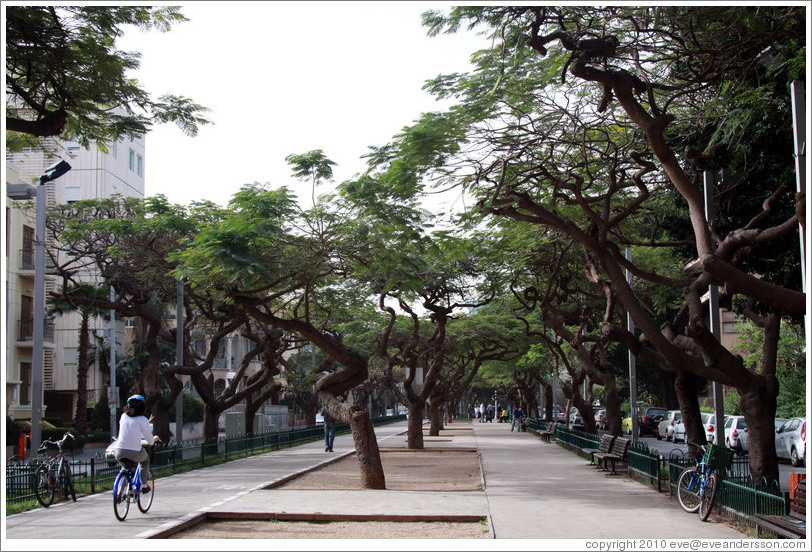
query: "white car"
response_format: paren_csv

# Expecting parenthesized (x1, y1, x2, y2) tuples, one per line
(775, 417, 806, 467)
(704, 414, 727, 445)
(724, 415, 749, 454)
(657, 410, 681, 441)
(671, 412, 711, 444)
(672, 420, 685, 443)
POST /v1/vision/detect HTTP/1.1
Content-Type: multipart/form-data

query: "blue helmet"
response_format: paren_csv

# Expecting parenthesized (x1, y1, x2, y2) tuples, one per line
(126, 394, 145, 408)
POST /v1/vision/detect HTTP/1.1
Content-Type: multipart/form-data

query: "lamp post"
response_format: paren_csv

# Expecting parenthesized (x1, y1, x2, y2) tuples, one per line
(30, 160, 72, 455)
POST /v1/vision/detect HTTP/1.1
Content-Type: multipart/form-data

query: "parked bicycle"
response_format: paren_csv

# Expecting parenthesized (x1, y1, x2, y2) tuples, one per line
(676, 442, 734, 521)
(34, 432, 77, 508)
(112, 445, 154, 521)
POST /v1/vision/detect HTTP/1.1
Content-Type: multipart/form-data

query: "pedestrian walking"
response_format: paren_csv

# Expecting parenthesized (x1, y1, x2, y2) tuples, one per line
(511, 406, 524, 432)
(322, 408, 336, 452)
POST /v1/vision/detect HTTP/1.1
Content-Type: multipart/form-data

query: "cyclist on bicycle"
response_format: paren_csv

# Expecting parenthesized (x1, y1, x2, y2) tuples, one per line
(113, 394, 160, 492)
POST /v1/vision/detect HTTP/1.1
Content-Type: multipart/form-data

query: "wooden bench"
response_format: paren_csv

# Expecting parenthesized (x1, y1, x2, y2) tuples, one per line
(539, 422, 558, 442)
(592, 437, 630, 475)
(580, 434, 616, 467)
(749, 479, 806, 539)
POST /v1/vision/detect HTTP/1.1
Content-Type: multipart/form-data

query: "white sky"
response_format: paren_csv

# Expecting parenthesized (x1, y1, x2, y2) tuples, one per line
(116, 1, 491, 210)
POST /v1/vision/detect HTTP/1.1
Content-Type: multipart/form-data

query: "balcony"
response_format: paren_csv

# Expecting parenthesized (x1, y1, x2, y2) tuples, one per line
(17, 249, 55, 274)
(17, 319, 55, 343)
(19, 249, 34, 270)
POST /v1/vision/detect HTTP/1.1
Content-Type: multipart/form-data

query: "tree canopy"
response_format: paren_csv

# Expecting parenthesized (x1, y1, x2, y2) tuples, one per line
(6, 6, 211, 149)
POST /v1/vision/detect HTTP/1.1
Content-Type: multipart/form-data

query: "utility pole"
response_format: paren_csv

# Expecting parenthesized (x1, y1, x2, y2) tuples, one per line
(704, 171, 725, 446)
(626, 247, 639, 442)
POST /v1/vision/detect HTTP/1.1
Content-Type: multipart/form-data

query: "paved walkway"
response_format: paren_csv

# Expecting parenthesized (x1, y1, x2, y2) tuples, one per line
(3, 419, 750, 546)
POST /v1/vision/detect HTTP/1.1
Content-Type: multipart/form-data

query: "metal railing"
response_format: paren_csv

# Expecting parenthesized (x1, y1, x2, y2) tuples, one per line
(6, 415, 405, 509)
(527, 418, 789, 528)
(16, 319, 55, 342)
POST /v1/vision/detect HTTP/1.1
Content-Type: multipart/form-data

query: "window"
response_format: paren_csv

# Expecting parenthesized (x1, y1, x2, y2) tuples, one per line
(20, 363, 32, 405)
(112, 141, 118, 159)
(63, 347, 79, 365)
(129, 149, 143, 177)
(64, 187, 81, 203)
(22, 225, 34, 269)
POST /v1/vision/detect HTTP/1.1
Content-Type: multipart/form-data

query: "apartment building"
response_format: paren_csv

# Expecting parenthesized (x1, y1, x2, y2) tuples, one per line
(5, 135, 145, 425)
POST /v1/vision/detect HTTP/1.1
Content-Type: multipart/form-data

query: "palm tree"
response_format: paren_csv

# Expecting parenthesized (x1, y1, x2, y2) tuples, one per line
(48, 283, 110, 437)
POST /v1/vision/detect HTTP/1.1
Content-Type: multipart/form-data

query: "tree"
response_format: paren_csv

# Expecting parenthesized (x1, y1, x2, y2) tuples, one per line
(6, 6, 210, 149)
(285, 149, 337, 207)
(47, 283, 111, 437)
(45, 195, 196, 440)
(176, 182, 388, 488)
(416, 5, 804, 483)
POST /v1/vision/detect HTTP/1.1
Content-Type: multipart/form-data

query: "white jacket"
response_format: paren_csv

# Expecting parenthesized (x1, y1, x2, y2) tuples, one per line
(115, 413, 155, 451)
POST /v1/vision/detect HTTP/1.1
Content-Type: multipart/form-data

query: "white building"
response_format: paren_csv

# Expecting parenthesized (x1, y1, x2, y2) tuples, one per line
(5, 135, 145, 425)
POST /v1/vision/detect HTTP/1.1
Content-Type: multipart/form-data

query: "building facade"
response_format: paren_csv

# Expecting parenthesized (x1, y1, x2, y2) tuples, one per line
(5, 135, 145, 425)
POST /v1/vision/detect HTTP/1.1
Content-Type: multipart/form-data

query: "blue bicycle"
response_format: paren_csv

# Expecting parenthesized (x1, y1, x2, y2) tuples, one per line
(112, 450, 154, 521)
(676, 442, 733, 521)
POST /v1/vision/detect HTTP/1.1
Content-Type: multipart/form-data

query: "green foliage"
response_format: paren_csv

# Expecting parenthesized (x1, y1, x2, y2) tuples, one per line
(6, 6, 210, 148)
(183, 392, 205, 424)
(732, 318, 806, 418)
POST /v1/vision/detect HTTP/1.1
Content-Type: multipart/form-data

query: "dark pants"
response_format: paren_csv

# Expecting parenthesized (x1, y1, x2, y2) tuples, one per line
(324, 423, 336, 451)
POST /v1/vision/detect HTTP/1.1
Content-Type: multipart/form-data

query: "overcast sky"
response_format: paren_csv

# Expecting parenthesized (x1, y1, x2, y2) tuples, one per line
(117, 2, 490, 209)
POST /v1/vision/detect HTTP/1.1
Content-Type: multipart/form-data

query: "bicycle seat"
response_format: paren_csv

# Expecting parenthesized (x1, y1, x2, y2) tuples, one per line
(118, 458, 137, 470)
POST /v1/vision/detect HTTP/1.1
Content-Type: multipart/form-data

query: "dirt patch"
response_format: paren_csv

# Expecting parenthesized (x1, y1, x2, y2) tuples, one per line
(273, 449, 481, 491)
(169, 519, 489, 539)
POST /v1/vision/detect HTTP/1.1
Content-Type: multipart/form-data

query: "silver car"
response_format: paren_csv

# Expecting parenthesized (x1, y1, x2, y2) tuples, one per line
(775, 417, 806, 467)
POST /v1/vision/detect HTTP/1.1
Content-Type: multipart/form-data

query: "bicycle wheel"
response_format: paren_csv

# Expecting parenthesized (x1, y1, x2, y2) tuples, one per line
(61, 461, 77, 501)
(137, 469, 154, 512)
(699, 472, 719, 521)
(34, 464, 55, 508)
(676, 467, 702, 513)
(112, 473, 131, 521)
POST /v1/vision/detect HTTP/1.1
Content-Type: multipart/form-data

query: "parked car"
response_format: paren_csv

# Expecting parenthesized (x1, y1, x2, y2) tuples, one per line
(672, 420, 685, 443)
(704, 414, 726, 444)
(775, 417, 806, 467)
(622, 416, 632, 435)
(639, 407, 668, 437)
(724, 415, 749, 454)
(670, 412, 711, 444)
(657, 410, 682, 441)
(569, 408, 582, 426)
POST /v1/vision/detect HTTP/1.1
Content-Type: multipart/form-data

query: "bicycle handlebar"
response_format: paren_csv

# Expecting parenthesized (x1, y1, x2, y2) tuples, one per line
(38, 432, 75, 453)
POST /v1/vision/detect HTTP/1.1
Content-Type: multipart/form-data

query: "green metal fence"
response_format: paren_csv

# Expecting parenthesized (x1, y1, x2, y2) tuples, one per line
(666, 455, 788, 519)
(528, 418, 788, 527)
(6, 415, 404, 509)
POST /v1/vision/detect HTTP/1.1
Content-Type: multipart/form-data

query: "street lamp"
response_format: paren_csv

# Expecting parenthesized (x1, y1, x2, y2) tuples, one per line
(30, 160, 72, 455)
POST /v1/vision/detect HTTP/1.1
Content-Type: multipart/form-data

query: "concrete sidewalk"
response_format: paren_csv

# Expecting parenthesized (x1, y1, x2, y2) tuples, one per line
(3, 418, 749, 545)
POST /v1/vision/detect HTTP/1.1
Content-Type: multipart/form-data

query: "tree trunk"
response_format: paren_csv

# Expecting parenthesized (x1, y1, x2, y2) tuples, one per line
(541, 382, 553, 421)
(603, 378, 623, 437)
(73, 313, 90, 437)
(428, 401, 444, 436)
(349, 406, 386, 489)
(572, 393, 596, 433)
(203, 403, 220, 442)
(736, 313, 781, 485)
(740, 377, 780, 484)
(675, 372, 706, 459)
(407, 402, 425, 449)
